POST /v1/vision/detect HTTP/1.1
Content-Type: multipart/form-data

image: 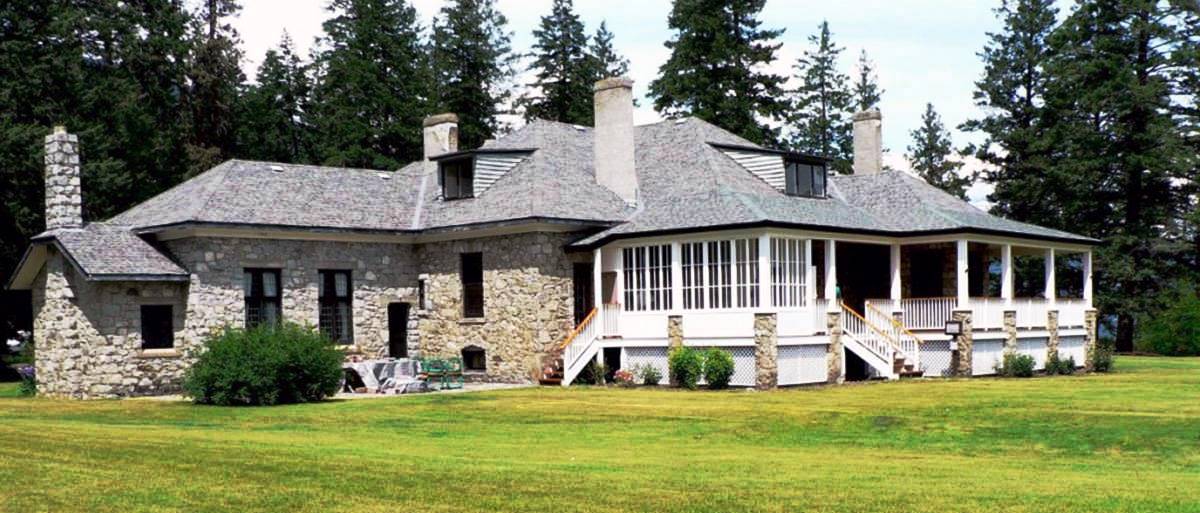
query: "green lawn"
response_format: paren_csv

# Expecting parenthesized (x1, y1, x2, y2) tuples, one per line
(0, 357, 1198, 512)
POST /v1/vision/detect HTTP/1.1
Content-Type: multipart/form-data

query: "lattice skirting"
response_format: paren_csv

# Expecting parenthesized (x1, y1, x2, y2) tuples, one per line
(1017, 338, 1049, 370)
(973, 340, 1005, 376)
(687, 346, 757, 387)
(624, 346, 669, 384)
(922, 340, 954, 377)
(778, 344, 828, 385)
(1059, 336, 1086, 367)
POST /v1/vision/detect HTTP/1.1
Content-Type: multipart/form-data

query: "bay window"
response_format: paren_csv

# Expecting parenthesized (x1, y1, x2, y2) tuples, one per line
(622, 245, 672, 311)
(679, 238, 759, 310)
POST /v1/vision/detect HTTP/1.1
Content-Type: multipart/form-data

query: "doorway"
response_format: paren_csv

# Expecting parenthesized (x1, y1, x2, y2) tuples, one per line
(836, 242, 890, 312)
(388, 302, 409, 358)
(572, 263, 594, 325)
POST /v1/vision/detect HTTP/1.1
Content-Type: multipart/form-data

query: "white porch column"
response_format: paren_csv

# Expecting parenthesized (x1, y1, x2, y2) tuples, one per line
(824, 239, 838, 311)
(1001, 244, 1014, 306)
(1082, 250, 1093, 307)
(956, 239, 969, 309)
(1044, 248, 1056, 306)
(670, 242, 683, 311)
(804, 239, 817, 306)
(757, 234, 771, 309)
(593, 247, 603, 308)
(889, 243, 902, 311)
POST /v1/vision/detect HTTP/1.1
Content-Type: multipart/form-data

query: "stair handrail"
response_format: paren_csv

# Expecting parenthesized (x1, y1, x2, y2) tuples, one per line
(840, 302, 898, 364)
(558, 308, 598, 350)
(864, 301, 924, 367)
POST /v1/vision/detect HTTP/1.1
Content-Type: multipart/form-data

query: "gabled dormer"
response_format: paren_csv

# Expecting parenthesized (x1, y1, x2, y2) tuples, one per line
(432, 149, 535, 200)
(711, 143, 829, 198)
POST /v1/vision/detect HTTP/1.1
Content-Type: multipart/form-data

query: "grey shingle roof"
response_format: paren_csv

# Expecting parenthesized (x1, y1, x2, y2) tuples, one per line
(33, 224, 187, 279)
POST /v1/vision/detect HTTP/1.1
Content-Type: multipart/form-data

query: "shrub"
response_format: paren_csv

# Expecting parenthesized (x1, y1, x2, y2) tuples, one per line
(613, 369, 636, 387)
(997, 353, 1035, 378)
(702, 348, 735, 389)
(1137, 283, 1200, 356)
(1092, 340, 1115, 373)
(634, 363, 662, 386)
(668, 347, 703, 390)
(16, 365, 35, 397)
(1046, 352, 1076, 375)
(588, 360, 609, 385)
(183, 323, 344, 406)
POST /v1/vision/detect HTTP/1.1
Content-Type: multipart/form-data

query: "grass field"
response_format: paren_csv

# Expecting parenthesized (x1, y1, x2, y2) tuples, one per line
(0, 356, 1198, 512)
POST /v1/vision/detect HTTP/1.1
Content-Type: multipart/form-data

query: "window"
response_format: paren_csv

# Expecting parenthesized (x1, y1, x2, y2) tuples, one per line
(440, 158, 474, 199)
(461, 253, 484, 318)
(417, 278, 427, 310)
(771, 238, 808, 307)
(462, 345, 486, 371)
(681, 238, 760, 310)
(785, 159, 827, 198)
(734, 239, 759, 308)
(244, 268, 282, 328)
(140, 305, 174, 349)
(622, 245, 672, 311)
(319, 270, 353, 344)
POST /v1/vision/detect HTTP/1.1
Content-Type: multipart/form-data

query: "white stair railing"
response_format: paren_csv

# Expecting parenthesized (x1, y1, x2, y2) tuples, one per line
(868, 297, 956, 330)
(840, 303, 897, 378)
(864, 302, 922, 369)
(560, 308, 601, 386)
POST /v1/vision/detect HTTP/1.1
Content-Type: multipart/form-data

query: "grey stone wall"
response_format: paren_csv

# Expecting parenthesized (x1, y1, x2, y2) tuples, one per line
(826, 311, 843, 383)
(951, 309, 974, 377)
(754, 313, 778, 390)
(32, 249, 188, 398)
(44, 129, 83, 230)
(415, 232, 584, 383)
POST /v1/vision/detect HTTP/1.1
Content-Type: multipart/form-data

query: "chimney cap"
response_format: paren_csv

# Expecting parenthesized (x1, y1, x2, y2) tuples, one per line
(53, 125, 67, 134)
(852, 108, 882, 122)
(422, 113, 459, 127)
(594, 77, 634, 93)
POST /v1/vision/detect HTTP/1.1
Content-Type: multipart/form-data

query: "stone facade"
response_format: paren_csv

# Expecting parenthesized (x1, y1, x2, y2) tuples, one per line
(753, 313, 777, 390)
(1046, 309, 1060, 361)
(667, 315, 683, 349)
(32, 249, 189, 398)
(826, 311, 843, 383)
(44, 129, 82, 230)
(1084, 309, 1099, 369)
(951, 309, 973, 377)
(1003, 310, 1018, 355)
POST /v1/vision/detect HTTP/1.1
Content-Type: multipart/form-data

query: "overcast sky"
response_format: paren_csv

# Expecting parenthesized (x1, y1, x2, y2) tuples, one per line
(232, 0, 1024, 205)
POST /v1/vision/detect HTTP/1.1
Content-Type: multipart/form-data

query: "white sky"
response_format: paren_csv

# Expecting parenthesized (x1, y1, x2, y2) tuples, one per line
(233, 0, 1018, 206)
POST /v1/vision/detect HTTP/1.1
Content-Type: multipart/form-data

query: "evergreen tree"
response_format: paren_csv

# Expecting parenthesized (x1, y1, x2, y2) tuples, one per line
(788, 21, 853, 172)
(516, 0, 594, 125)
(906, 103, 969, 199)
(430, 0, 515, 149)
(311, 0, 430, 169)
(853, 49, 883, 111)
(648, 0, 787, 144)
(187, 0, 245, 175)
(588, 21, 630, 78)
(236, 33, 314, 163)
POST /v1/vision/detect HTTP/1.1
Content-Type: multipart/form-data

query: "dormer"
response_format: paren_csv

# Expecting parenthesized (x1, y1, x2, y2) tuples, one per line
(431, 149, 535, 200)
(711, 143, 829, 198)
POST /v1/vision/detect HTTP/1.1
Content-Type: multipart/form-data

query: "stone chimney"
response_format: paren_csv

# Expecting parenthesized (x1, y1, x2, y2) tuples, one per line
(852, 108, 883, 175)
(423, 113, 459, 169)
(44, 126, 83, 229)
(593, 77, 637, 204)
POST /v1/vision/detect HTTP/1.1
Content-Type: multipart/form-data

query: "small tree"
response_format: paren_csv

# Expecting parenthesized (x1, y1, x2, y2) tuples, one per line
(1137, 283, 1200, 356)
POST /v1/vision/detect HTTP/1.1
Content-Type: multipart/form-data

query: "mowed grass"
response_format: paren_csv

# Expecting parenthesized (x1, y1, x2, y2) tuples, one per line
(1, 357, 1198, 513)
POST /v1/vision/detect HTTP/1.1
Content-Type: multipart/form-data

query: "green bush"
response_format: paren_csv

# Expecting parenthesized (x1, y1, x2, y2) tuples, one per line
(1092, 340, 1115, 372)
(183, 323, 344, 406)
(1046, 351, 1076, 375)
(702, 348, 735, 389)
(634, 363, 662, 386)
(668, 347, 703, 390)
(1137, 283, 1200, 356)
(997, 352, 1036, 378)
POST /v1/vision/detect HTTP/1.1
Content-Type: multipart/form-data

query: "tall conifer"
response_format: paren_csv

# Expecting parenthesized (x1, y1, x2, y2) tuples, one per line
(430, 0, 514, 148)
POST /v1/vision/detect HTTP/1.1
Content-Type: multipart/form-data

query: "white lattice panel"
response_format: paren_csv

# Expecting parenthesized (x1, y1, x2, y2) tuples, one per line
(921, 340, 954, 377)
(1017, 338, 1048, 370)
(688, 346, 757, 387)
(624, 346, 669, 383)
(778, 344, 828, 385)
(972, 340, 1004, 376)
(1059, 336, 1086, 367)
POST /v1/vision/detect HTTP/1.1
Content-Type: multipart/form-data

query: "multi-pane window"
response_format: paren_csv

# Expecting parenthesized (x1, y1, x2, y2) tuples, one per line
(140, 305, 174, 349)
(771, 238, 808, 307)
(622, 245, 672, 311)
(319, 270, 353, 344)
(681, 238, 759, 310)
(461, 253, 484, 318)
(441, 158, 474, 199)
(785, 160, 827, 198)
(244, 268, 282, 328)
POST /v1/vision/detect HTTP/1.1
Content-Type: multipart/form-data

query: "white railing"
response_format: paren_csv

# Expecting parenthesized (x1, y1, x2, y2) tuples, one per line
(864, 302, 921, 367)
(601, 303, 620, 336)
(867, 297, 956, 330)
(840, 303, 895, 371)
(561, 308, 601, 386)
(968, 297, 1006, 330)
(1012, 298, 1047, 329)
(1057, 299, 1087, 328)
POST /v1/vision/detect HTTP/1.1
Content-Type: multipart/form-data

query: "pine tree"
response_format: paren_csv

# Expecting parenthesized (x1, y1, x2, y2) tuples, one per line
(516, 0, 594, 125)
(648, 0, 787, 145)
(906, 103, 969, 199)
(788, 21, 853, 172)
(588, 21, 630, 78)
(853, 49, 883, 111)
(236, 33, 314, 163)
(187, 0, 245, 175)
(430, 0, 514, 149)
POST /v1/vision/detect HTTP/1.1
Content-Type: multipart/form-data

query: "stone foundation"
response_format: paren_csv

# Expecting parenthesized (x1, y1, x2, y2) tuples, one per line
(1084, 309, 1099, 369)
(667, 315, 683, 349)
(753, 313, 778, 390)
(1003, 310, 1017, 355)
(826, 311, 843, 383)
(951, 309, 973, 377)
(1046, 309, 1060, 362)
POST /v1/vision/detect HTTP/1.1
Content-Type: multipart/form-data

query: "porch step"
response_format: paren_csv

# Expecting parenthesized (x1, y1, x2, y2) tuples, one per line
(539, 354, 565, 386)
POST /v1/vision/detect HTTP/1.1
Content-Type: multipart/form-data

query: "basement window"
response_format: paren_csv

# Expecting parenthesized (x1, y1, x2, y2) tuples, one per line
(462, 345, 486, 371)
(440, 157, 474, 199)
(785, 159, 827, 198)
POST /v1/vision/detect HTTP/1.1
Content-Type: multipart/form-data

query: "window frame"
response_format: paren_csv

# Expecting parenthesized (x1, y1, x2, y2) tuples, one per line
(243, 268, 283, 328)
(784, 158, 828, 199)
(318, 270, 354, 345)
(622, 244, 673, 312)
(440, 156, 475, 200)
(140, 304, 175, 350)
(461, 252, 484, 318)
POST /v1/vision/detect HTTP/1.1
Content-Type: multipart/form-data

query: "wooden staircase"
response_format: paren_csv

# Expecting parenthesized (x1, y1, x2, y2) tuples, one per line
(538, 354, 564, 386)
(540, 308, 600, 386)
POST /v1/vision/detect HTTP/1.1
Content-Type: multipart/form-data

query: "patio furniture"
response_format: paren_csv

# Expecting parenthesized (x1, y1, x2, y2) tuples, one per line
(441, 357, 464, 390)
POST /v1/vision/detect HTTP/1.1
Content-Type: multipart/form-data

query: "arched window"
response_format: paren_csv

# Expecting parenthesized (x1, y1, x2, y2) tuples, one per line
(462, 346, 486, 371)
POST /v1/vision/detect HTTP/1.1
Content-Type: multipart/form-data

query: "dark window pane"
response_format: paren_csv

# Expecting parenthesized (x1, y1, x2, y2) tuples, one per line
(140, 305, 174, 349)
(319, 270, 353, 344)
(461, 253, 484, 317)
(785, 161, 798, 195)
(796, 164, 814, 196)
(244, 269, 283, 329)
(812, 164, 826, 196)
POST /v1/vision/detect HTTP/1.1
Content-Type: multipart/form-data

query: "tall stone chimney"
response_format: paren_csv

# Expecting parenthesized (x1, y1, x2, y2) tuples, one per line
(852, 108, 883, 175)
(593, 77, 637, 204)
(44, 126, 83, 230)
(423, 113, 459, 172)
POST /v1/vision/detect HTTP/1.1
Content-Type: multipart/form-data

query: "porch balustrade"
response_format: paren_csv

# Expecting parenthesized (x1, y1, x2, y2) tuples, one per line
(601, 303, 621, 336)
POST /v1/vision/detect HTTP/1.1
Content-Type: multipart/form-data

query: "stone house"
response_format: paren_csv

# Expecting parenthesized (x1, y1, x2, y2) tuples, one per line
(7, 78, 1098, 398)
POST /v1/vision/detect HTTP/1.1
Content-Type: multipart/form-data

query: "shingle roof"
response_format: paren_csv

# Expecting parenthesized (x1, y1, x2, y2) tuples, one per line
(34, 224, 188, 279)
